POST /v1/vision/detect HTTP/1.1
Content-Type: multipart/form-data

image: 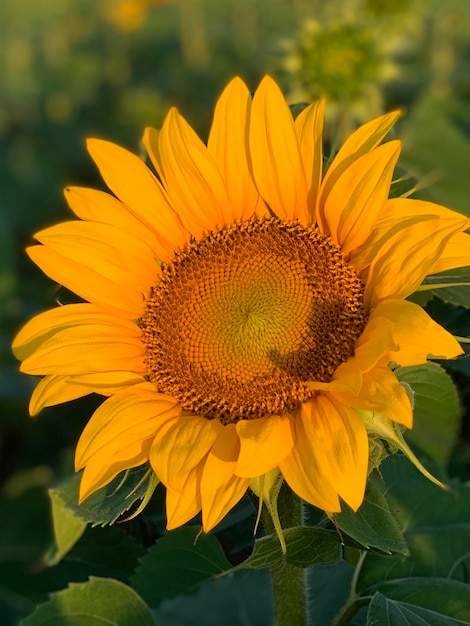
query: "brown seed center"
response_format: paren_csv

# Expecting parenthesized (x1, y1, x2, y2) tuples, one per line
(140, 217, 367, 423)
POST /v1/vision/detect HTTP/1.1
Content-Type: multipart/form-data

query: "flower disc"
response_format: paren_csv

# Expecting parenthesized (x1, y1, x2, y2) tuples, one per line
(141, 217, 367, 423)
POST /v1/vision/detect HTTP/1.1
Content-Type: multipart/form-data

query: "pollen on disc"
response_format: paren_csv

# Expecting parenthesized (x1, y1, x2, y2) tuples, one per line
(141, 216, 367, 423)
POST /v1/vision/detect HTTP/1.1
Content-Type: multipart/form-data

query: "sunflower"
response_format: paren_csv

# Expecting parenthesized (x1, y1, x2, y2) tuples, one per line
(13, 76, 470, 532)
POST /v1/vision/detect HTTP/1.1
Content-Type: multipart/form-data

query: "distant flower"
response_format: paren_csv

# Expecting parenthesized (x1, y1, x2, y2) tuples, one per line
(13, 76, 470, 531)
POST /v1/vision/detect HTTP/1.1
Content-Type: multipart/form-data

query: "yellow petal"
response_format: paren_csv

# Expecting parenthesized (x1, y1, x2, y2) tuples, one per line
(235, 414, 294, 478)
(302, 396, 368, 511)
(318, 110, 401, 232)
(35, 220, 157, 288)
(29, 375, 92, 416)
(382, 197, 470, 224)
(158, 108, 231, 236)
(64, 186, 169, 261)
(429, 232, 470, 275)
(20, 323, 145, 376)
(207, 77, 262, 221)
(335, 367, 413, 427)
(142, 127, 164, 180)
(12, 303, 139, 361)
(200, 424, 250, 532)
(373, 299, 463, 365)
(26, 245, 152, 319)
(166, 462, 204, 529)
(350, 214, 434, 273)
(250, 76, 309, 223)
(365, 218, 468, 308)
(322, 141, 400, 254)
(279, 408, 341, 513)
(295, 99, 325, 223)
(352, 315, 398, 372)
(79, 447, 152, 502)
(307, 361, 363, 395)
(75, 383, 179, 469)
(67, 371, 146, 394)
(149, 415, 222, 493)
(86, 138, 188, 258)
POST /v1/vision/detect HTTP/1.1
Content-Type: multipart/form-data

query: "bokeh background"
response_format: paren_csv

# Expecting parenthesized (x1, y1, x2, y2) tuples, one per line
(1, 0, 470, 623)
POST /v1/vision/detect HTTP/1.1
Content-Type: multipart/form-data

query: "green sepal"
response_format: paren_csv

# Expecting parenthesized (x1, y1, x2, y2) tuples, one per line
(360, 411, 450, 492)
(250, 469, 287, 554)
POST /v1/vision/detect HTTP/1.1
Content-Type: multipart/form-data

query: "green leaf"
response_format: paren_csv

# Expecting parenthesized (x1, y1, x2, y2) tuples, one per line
(64, 525, 145, 582)
(334, 472, 408, 556)
(20, 577, 156, 626)
(396, 363, 461, 466)
(154, 570, 273, 626)
(238, 527, 342, 570)
(131, 526, 232, 609)
(421, 268, 470, 308)
(45, 486, 87, 565)
(58, 466, 155, 526)
(356, 455, 470, 594)
(368, 580, 470, 625)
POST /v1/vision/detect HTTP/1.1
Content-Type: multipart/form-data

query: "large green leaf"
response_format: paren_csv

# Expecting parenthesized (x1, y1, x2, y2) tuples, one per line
(238, 527, 342, 570)
(20, 577, 156, 626)
(46, 486, 87, 565)
(356, 455, 470, 593)
(368, 581, 470, 625)
(154, 570, 273, 626)
(420, 268, 470, 308)
(58, 466, 155, 526)
(131, 526, 232, 609)
(334, 472, 408, 556)
(396, 363, 461, 465)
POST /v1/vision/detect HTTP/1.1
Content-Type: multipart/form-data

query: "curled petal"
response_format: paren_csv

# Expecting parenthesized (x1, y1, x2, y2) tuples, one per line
(166, 462, 204, 530)
(373, 299, 462, 366)
(200, 425, 250, 532)
(29, 375, 92, 416)
(334, 367, 413, 428)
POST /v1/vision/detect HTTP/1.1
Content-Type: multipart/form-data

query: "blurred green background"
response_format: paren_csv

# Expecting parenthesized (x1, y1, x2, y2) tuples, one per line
(1, 0, 470, 623)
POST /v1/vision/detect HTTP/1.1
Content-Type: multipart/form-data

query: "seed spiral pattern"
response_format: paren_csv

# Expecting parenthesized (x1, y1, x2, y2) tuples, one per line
(141, 216, 367, 423)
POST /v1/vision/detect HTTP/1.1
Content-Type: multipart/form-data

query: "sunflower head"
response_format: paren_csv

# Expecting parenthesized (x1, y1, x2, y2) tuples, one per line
(13, 75, 469, 533)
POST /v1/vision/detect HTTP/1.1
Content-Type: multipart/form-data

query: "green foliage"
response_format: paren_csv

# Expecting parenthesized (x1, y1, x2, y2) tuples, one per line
(334, 473, 408, 556)
(57, 466, 155, 527)
(131, 526, 231, 608)
(20, 577, 156, 626)
(46, 485, 87, 565)
(238, 527, 342, 569)
(334, 454, 470, 624)
(368, 589, 470, 625)
(397, 363, 461, 465)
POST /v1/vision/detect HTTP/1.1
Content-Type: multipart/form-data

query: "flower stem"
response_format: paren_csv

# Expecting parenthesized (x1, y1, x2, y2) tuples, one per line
(262, 483, 309, 626)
